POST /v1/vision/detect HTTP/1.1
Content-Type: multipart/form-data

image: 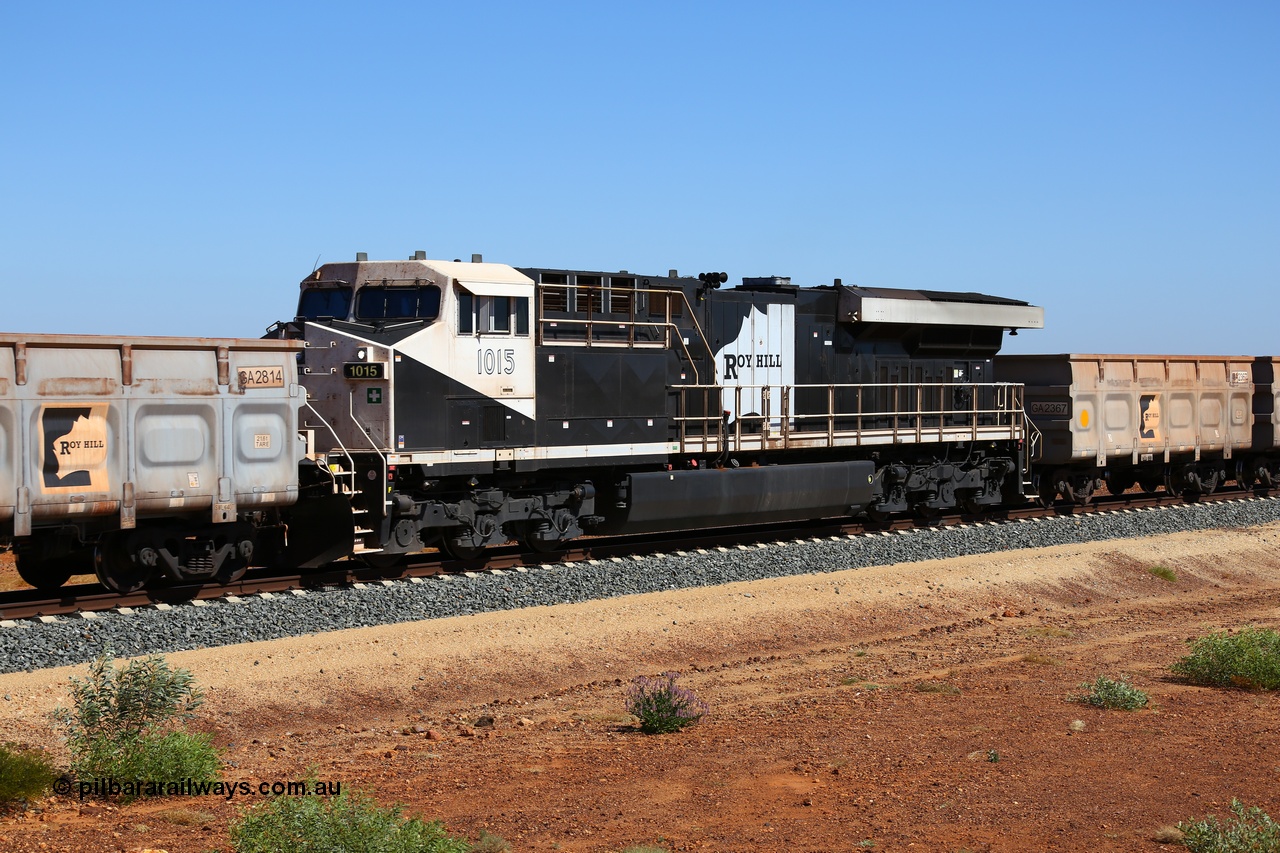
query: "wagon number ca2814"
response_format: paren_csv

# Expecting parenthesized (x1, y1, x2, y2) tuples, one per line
(238, 366, 285, 389)
(478, 348, 516, 376)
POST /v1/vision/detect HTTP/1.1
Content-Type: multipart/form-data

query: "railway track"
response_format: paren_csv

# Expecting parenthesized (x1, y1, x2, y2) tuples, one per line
(1, 486, 1270, 622)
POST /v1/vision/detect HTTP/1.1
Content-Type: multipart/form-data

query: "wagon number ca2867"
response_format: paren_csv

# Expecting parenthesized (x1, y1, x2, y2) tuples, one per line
(478, 348, 516, 376)
(238, 366, 285, 389)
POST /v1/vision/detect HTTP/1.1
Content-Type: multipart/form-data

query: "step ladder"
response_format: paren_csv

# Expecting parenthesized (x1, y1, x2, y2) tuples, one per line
(326, 453, 390, 555)
(304, 396, 393, 557)
(1022, 417, 1044, 497)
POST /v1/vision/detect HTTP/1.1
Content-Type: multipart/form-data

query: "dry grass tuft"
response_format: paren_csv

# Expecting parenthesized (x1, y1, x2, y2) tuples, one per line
(1024, 626, 1073, 639)
(1152, 824, 1184, 843)
(1021, 653, 1062, 666)
(155, 807, 218, 826)
(914, 681, 961, 695)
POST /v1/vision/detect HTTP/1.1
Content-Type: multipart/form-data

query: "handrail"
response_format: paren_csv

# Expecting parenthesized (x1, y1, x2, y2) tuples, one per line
(303, 399, 358, 498)
(671, 381, 1028, 454)
(348, 392, 390, 510)
(535, 283, 715, 385)
(301, 397, 391, 516)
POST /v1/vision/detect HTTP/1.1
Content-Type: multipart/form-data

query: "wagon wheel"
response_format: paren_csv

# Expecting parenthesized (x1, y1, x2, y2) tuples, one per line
(14, 551, 76, 593)
(961, 498, 987, 516)
(1038, 474, 1061, 505)
(214, 563, 249, 585)
(1106, 474, 1135, 496)
(214, 545, 251, 585)
(1139, 478, 1162, 494)
(93, 535, 152, 594)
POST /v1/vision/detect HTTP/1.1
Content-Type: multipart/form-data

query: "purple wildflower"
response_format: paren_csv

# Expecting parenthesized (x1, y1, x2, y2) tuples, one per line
(625, 672, 709, 734)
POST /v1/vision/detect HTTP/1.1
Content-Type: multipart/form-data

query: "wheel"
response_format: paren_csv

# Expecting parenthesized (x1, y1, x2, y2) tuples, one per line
(14, 551, 76, 593)
(1071, 479, 1095, 506)
(913, 504, 941, 521)
(214, 563, 249, 585)
(1039, 472, 1063, 505)
(93, 535, 152, 594)
(864, 506, 892, 524)
(359, 551, 405, 571)
(1106, 475, 1135, 496)
(522, 524, 567, 554)
(441, 535, 485, 561)
(961, 498, 987, 516)
(1139, 478, 1162, 494)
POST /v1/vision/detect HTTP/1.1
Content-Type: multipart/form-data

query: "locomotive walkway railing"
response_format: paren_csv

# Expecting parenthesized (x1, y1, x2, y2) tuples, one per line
(672, 381, 1029, 455)
(535, 283, 714, 384)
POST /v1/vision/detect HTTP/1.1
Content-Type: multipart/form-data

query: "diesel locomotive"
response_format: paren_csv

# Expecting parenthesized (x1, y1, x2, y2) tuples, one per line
(266, 252, 1043, 565)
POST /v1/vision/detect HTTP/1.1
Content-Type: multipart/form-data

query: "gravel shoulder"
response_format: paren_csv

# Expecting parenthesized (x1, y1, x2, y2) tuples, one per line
(6, 497, 1280, 675)
(3, 520, 1280, 851)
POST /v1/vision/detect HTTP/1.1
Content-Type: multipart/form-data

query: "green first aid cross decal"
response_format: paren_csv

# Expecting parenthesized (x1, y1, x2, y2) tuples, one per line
(367, 388, 383, 404)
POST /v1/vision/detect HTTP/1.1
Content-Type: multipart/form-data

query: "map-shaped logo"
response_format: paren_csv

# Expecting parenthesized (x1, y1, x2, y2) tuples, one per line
(41, 405, 110, 490)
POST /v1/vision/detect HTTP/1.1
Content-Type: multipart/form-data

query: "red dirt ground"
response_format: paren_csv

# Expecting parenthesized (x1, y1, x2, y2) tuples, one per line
(1, 525, 1279, 852)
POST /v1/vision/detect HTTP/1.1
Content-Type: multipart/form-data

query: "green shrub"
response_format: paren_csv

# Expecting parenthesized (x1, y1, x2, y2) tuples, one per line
(1071, 675, 1149, 710)
(92, 730, 221, 783)
(53, 652, 219, 792)
(231, 786, 469, 853)
(1170, 627, 1280, 690)
(1178, 799, 1280, 853)
(1148, 564, 1178, 582)
(625, 672, 709, 734)
(0, 743, 57, 805)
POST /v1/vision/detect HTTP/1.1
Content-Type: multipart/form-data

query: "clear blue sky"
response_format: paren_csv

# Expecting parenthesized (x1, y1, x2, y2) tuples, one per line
(2, 2, 1276, 354)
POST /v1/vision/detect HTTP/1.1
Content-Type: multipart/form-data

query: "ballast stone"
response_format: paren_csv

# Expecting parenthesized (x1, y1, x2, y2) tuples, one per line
(1, 497, 1279, 674)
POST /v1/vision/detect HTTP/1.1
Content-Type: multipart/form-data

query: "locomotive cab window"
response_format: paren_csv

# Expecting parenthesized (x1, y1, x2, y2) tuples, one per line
(297, 287, 353, 320)
(480, 296, 511, 333)
(355, 285, 441, 321)
(459, 292, 530, 337)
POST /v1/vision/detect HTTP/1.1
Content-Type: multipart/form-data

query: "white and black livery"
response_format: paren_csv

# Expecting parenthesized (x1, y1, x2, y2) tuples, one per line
(268, 252, 1044, 563)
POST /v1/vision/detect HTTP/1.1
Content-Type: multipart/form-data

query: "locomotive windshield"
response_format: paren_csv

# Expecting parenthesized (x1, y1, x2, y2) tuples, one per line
(297, 287, 353, 320)
(355, 285, 442, 321)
